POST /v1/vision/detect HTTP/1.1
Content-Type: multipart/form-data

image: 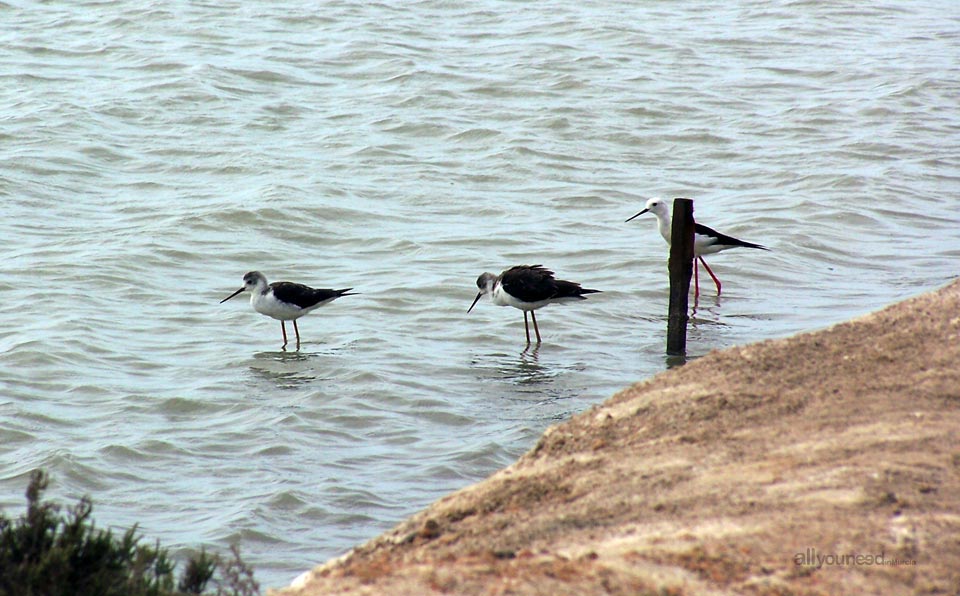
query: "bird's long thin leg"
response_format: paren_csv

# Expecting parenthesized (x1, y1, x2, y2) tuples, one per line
(531, 310, 542, 344)
(699, 256, 722, 295)
(280, 321, 288, 348)
(293, 319, 301, 348)
(694, 258, 700, 299)
(523, 311, 531, 345)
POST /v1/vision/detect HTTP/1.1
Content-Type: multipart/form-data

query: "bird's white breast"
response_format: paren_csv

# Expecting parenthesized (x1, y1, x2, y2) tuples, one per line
(251, 290, 305, 320)
(492, 283, 551, 311)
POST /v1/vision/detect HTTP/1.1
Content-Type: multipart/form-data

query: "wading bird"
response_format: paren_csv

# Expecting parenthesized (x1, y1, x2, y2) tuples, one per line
(467, 264, 600, 345)
(626, 197, 768, 297)
(221, 271, 355, 348)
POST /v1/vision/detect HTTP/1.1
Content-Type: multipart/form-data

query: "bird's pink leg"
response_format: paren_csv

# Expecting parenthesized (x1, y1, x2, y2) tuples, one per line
(293, 319, 301, 348)
(530, 310, 542, 343)
(699, 257, 722, 295)
(694, 258, 700, 299)
(280, 321, 288, 347)
(523, 311, 531, 345)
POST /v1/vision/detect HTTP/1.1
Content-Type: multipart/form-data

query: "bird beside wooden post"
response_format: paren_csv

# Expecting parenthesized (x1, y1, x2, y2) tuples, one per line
(626, 197, 768, 298)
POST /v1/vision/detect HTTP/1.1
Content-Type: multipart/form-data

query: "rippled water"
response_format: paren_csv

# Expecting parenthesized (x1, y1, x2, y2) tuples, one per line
(2, 0, 958, 589)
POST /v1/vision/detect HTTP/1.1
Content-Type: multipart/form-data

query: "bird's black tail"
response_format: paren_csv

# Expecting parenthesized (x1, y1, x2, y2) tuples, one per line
(734, 238, 769, 251)
(555, 280, 601, 299)
(307, 288, 358, 303)
(696, 223, 769, 251)
(712, 231, 769, 251)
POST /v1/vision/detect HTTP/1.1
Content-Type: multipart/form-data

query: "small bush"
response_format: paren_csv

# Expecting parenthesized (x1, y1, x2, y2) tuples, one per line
(0, 470, 259, 596)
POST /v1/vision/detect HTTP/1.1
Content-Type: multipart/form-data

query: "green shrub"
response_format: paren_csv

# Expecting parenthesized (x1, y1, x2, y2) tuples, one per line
(0, 470, 259, 596)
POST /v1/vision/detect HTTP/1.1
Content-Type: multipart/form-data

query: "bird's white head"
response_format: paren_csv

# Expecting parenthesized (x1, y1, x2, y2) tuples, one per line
(644, 197, 670, 218)
(625, 197, 670, 223)
(467, 272, 498, 313)
(221, 271, 269, 304)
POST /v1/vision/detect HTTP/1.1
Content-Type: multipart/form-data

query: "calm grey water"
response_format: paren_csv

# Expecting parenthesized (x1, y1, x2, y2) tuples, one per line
(2, 0, 958, 589)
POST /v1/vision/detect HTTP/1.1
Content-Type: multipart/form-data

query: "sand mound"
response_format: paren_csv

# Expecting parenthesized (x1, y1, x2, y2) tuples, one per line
(276, 280, 960, 596)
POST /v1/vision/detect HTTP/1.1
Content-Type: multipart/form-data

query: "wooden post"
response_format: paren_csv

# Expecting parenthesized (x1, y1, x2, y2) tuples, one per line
(666, 198, 695, 356)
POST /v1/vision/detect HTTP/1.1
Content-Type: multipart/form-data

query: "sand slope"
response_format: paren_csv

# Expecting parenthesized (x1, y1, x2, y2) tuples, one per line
(275, 280, 960, 596)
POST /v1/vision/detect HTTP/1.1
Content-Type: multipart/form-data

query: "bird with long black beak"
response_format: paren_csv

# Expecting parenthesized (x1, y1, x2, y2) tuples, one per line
(467, 264, 600, 345)
(626, 197, 768, 297)
(221, 271, 356, 348)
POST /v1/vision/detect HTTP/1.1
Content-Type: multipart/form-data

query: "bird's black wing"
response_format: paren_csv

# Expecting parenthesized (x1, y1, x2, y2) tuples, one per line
(695, 223, 768, 250)
(499, 265, 558, 303)
(271, 282, 354, 309)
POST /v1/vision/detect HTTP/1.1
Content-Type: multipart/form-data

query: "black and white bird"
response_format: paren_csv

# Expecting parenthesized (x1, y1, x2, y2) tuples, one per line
(467, 265, 600, 345)
(626, 197, 768, 297)
(220, 271, 355, 348)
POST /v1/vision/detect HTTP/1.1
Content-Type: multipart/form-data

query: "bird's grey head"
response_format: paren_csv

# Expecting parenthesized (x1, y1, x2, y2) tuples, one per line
(221, 271, 267, 304)
(242, 271, 268, 290)
(467, 272, 498, 313)
(476, 272, 497, 292)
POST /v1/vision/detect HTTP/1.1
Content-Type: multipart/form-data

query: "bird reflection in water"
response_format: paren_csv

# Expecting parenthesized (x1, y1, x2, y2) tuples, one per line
(249, 350, 318, 390)
(469, 349, 580, 424)
(471, 347, 559, 391)
(501, 347, 553, 386)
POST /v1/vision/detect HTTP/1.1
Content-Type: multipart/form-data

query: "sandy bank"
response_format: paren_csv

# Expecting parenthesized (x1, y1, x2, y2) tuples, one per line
(275, 280, 960, 596)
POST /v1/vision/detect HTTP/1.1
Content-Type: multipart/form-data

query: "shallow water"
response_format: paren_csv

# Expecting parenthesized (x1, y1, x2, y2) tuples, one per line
(1, 0, 959, 588)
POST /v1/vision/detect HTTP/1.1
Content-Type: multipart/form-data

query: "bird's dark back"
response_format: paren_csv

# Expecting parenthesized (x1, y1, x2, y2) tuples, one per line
(501, 265, 599, 301)
(271, 282, 350, 309)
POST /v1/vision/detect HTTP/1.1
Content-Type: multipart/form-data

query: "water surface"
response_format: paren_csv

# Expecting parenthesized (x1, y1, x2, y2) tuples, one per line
(1, 0, 959, 588)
